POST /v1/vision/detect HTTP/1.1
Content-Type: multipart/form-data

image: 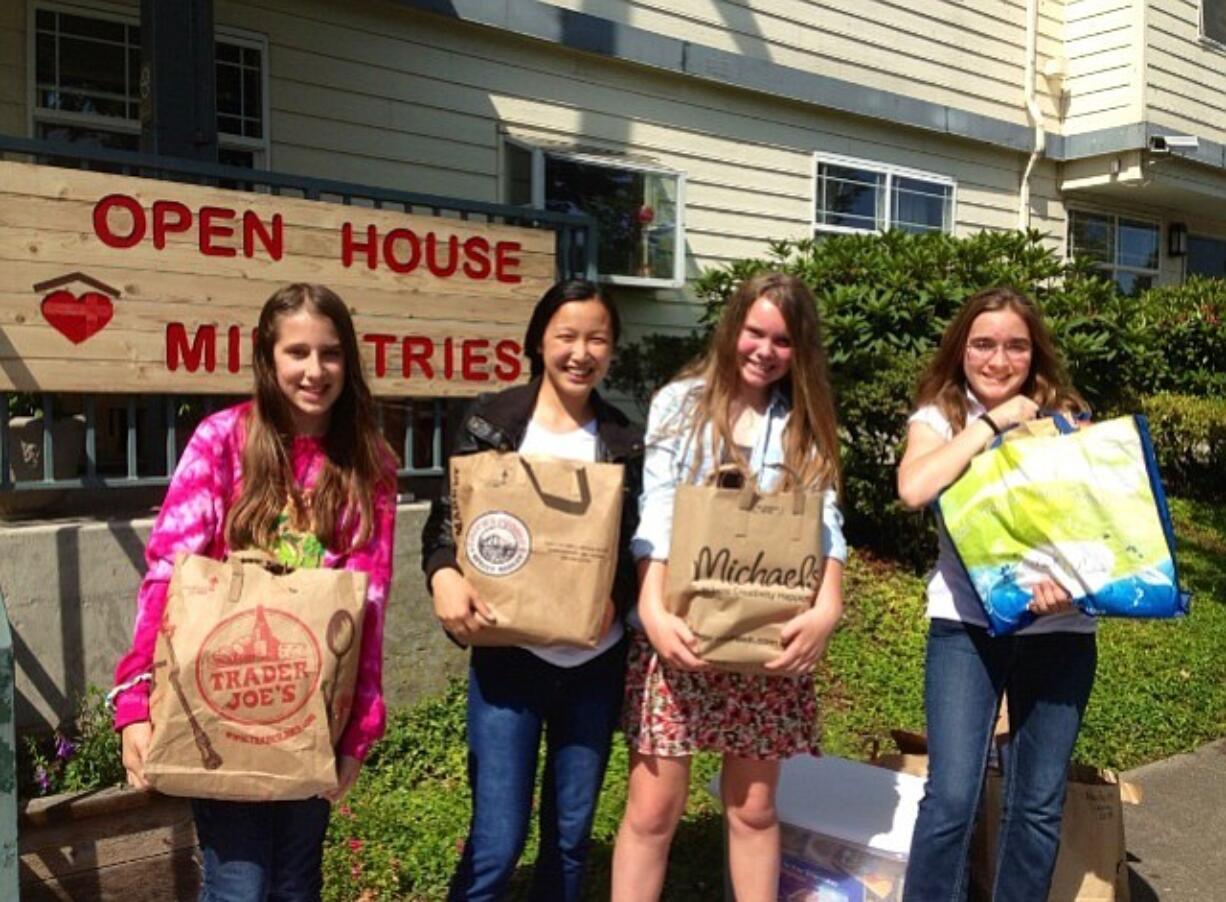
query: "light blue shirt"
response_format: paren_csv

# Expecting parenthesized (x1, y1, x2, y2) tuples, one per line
(631, 377, 848, 564)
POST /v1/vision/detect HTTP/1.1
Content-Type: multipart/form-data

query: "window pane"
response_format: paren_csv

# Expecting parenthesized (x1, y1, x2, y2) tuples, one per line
(505, 144, 533, 205)
(243, 66, 261, 118)
(60, 12, 124, 42)
(1069, 211, 1114, 264)
(1114, 271, 1153, 296)
(36, 9, 55, 30)
(816, 163, 883, 231)
(544, 156, 678, 280)
(1187, 235, 1226, 278)
(215, 42, 241, 63)
(36, 33, 56, 84)
(243, 46, 261, 68)
(892, 176, 951, 233)
(243, 117, 262, 139)
(1206, 0, 1226, 45)
(59, 36, 127, 96)
(216, 62, 242, 115)
(217, 114, 243, 136)
(1118, 219, 1159, 270)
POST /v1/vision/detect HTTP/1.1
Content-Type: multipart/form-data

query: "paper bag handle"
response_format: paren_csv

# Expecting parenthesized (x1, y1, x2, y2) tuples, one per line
(226, 550, 291, 604)
(518, 456, 592, 515)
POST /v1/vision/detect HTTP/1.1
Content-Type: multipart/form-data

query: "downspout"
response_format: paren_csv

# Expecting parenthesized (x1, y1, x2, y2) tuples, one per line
(1020, 0, 1044, 230)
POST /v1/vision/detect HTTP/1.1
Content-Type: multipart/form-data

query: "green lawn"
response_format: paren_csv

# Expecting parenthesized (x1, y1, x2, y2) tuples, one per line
(324, 496, 1226, 900)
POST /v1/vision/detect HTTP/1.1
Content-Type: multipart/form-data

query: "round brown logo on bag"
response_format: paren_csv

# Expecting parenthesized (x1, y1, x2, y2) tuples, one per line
(466, 511, 531, 576)
(196, 605, 322, 726)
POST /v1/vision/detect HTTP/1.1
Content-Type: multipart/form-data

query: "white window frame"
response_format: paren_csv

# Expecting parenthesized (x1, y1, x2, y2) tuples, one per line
(27, 0, 271, 167)
(1201, 0, 1226, 52)
(503, 138, 687, 288)
(812, 152, 957, 236)
(1066, 208, 1162, 291)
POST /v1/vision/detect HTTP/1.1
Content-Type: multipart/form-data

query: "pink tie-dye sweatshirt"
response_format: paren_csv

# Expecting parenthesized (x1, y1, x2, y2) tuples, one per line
(112, 402, 397, 761)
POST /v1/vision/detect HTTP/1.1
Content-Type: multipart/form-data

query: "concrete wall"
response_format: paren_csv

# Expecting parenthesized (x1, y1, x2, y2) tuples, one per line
(0, 503, 467, 731)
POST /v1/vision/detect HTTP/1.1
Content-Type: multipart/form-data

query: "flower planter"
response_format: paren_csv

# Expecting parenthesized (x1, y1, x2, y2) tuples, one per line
(19, 786, 200, 900)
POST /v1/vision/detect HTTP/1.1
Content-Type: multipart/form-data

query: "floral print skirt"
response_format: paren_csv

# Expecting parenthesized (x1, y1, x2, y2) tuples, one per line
(621, 629, 818, 760)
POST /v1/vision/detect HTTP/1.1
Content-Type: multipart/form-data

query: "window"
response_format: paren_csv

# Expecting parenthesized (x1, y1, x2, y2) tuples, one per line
(1203, 0, 1226, 47)
(813, 154, 954, 235)
(32, 5, 268, 166)
(1068, 211, 1160, 295)
(504, 141, 685, 286)
(1187, 234, 1226, 279)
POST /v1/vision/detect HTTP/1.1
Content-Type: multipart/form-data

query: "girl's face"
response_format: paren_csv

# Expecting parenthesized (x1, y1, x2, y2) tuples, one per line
(538, 299, 614, 401)
(736, 296, 793, 395)
(273, 308, 345, 436)
(963, 308, 1033, 408)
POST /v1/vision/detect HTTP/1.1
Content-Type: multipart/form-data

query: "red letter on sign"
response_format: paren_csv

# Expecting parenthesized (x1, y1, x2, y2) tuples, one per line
(494, 339, 522, 382)
(93, 194, 145, 249)
(461, 236, 491, 279)
(199, 207, 237, 257)
(402, 336, 435, 379)
(166, 323, 217, 372)
(342, 224, 379, 269)
(243, 212, 283, 260)
(383, 228, 421, 274)
(152, 201, 192, 250)
(227, 325, 242, 373)
(461, 339, 490, 382)
(363, 333, 396, 378)
(494, 242, 523, 284)
(425, 233, 459, 278)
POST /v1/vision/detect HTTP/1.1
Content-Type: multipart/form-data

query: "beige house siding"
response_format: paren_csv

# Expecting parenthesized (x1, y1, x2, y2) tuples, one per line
(1062, 0, 1145, 135)
(0, 1, 25, 135)
(1145, 0, 1226, 144)
(540, 0, 1067, 132)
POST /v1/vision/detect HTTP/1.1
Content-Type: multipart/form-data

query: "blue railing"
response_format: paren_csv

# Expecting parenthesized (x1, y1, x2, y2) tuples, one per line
(0, 134, 596, 490)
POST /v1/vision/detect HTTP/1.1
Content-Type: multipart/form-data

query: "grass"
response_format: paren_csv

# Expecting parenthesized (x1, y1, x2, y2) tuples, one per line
(324, 496, 1226, 900)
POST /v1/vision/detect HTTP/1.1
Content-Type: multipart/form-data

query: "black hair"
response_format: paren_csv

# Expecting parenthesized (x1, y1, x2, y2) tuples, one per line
(522, 279, 621, 378)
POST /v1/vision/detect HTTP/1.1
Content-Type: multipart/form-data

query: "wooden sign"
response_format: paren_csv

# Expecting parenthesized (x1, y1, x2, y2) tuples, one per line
(0, 160, 556, 396)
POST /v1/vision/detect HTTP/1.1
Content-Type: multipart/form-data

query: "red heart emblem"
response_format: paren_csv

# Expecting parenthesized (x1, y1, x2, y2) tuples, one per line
(40, 290, 115, 344)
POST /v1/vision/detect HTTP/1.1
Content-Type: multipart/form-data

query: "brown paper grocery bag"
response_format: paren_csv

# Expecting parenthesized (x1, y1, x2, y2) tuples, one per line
(144, 551, 367, 801)
(665, 472, 824, 674)
(451, 451, 624, 647)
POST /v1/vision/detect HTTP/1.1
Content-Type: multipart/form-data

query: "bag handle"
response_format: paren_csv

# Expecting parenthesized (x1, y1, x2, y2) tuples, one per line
(518, 456, 592, 515)
(226, 550, 291, 604)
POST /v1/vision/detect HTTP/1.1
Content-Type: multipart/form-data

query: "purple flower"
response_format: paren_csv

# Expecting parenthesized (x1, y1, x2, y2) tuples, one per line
(34, 765, 51, 794)
(54, 732, 76, 762)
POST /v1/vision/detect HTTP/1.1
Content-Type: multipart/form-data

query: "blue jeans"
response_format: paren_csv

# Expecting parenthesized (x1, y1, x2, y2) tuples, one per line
(903, 619, 1097, 902)
(449, 639, 627, 902)
(191, 797, 331, 901)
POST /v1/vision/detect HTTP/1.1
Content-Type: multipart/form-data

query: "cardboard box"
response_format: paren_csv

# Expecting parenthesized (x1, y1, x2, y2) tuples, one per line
(713, 755, 926, 901)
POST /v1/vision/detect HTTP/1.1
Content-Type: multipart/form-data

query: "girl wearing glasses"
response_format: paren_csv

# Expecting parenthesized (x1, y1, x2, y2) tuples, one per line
(897, 287, 1093, 900)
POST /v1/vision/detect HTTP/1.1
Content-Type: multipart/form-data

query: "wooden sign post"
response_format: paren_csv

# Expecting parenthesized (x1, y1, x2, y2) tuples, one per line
(0, 161, 555, 397)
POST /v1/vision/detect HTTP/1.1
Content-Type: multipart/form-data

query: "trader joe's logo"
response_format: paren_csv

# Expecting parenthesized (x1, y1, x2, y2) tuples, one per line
(196, 606, 321, 726)
(34, 272, 120, 344)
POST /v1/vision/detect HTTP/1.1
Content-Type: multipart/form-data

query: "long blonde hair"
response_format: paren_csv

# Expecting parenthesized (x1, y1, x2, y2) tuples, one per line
(225, 283, 393, 554)
(670, 272, 841, 493)
(915, 286, 1087, 432)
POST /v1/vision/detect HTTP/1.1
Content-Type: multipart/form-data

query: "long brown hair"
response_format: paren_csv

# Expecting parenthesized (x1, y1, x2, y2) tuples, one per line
(225, 283, 393, 553)
(670, 272, 841, 493)
(915, 286, 1087, 433)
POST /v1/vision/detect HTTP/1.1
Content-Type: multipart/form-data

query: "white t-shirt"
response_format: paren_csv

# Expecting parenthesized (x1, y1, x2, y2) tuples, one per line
(517, 416, 626, 666)
(909, 399, 1096, 635)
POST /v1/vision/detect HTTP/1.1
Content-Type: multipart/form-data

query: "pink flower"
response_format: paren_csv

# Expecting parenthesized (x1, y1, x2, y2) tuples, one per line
(348, 838, 364, 853)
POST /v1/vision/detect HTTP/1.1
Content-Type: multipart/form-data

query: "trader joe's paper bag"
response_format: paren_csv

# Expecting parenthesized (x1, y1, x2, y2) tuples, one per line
(144, 551, 367, 801)
(451, 451, 624, 647)
(666, 475, 823, 674)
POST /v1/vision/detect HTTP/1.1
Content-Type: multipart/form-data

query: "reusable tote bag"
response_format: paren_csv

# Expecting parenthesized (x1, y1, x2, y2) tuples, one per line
(937, 415, 1190, 636)
(665, 470, 824, 674)
(144, 551, 367, 800)
(451, 450, 624, 647)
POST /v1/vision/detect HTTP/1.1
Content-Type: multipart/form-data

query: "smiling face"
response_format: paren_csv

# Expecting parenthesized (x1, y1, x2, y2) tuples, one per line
(963, 308, 1034, 408)
(735, 296, 794, 401)
(538, 298, 614, 403)
(272, 308, 345, 436)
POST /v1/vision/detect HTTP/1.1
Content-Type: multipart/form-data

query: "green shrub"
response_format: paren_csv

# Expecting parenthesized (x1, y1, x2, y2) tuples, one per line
(20, 685, 125, 799)
(1140, 393, 1226, 499)
(1135, 277, 1226, 399)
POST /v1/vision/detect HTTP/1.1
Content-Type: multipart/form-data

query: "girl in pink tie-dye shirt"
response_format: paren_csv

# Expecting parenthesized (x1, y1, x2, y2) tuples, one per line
(111, 283, 397, 899)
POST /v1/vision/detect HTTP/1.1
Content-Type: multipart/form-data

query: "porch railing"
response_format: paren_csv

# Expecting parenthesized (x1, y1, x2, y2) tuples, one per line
(0, 134, 597, 491)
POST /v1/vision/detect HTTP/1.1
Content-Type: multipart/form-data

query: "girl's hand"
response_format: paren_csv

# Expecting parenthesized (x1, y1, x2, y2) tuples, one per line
(764, 603, 839, 675)
(430, 567, 496, 641)
(642, 605, 709, 672)
(323, 755, 361, 802)
(988, 395, 1040, 430)
(1028, 579, 1075, 616)
(121, 720, 152, 790)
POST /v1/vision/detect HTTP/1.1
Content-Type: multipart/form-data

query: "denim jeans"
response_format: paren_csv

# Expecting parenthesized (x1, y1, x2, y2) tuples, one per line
(903, 619, 1097, 902)
(448, 639, 628, 902)
(192, 797, 331, 901)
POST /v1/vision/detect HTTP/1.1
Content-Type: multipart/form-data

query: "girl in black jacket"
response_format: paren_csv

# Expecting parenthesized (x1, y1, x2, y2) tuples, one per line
(422, 279, 642, 902)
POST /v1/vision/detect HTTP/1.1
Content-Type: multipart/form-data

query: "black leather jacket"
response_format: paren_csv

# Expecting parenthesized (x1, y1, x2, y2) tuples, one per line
(421, 378, 645, 620)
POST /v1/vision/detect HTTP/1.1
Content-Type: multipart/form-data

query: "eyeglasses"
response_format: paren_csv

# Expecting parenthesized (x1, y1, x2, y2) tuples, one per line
(965, 338, 1033, 359)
